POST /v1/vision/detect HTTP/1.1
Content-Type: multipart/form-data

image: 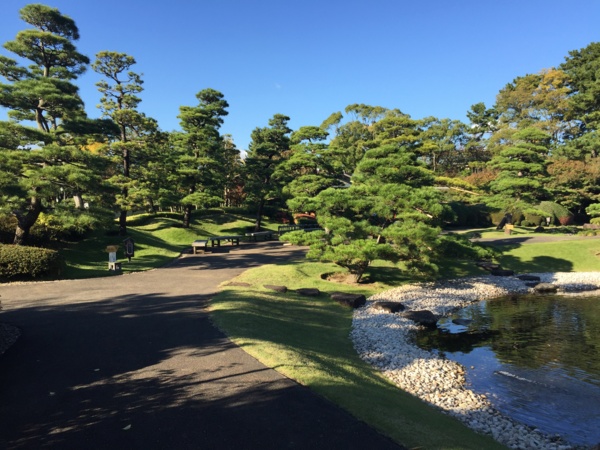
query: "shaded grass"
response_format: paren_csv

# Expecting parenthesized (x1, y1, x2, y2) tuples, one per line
(211, 262, 507, 450)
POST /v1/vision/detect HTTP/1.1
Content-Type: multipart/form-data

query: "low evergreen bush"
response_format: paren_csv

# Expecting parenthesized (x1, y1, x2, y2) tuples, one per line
(0, 245, 62, 281)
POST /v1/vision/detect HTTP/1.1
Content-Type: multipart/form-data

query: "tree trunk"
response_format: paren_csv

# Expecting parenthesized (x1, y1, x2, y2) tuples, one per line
(118, 141, 130, 236)
(13, 196, 43, 245)
(183, 205, 192, 228)
(147, 197, 156, 214)
(119, 210, 127, 236)
(254, 198, 265, 231)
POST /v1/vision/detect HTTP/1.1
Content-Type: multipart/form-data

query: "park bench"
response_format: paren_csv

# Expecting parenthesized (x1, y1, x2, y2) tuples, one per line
(192, 239, 209, 254)
(191, 235, 243, 254)
(245, 230, 275, 241)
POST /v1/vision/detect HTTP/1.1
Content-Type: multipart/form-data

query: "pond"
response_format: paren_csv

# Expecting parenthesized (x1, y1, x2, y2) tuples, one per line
(415, 293, 600, 447)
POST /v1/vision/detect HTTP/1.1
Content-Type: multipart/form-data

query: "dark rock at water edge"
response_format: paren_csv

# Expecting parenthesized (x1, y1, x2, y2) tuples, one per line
(533, 283, 558, 293)
(264, 285, 288, 293)
(372, 301, 405, 313)
(516, 274, 541, 282)
(330, 292, 366, 308)
(402, 310, 439, 327)
(490, 269, 515, 277)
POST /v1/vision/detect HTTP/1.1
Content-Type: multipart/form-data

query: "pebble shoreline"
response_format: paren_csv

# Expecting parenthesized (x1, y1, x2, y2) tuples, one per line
(351, 272, 600, 450)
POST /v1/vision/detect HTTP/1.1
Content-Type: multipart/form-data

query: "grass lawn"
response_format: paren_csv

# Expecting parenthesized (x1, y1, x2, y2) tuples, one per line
(60, 210, 279, 278)
(211, 262, 506, 450)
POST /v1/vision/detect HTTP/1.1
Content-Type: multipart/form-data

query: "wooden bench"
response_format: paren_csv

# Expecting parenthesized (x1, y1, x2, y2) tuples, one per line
(192, 239, 209, 254)
(192, 235, 243, 254)
(210, 235, 242, 247)
(245, 230, 275, 241)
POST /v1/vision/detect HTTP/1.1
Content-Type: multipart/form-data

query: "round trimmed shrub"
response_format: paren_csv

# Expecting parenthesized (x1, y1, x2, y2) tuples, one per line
(0, 245, 62, 281)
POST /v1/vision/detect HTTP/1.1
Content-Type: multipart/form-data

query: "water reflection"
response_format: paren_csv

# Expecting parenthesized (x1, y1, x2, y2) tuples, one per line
(416, 294, 600, 446)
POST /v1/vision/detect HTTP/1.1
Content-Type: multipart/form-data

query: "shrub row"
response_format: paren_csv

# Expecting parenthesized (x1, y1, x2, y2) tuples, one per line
(0, 245, 62, 281)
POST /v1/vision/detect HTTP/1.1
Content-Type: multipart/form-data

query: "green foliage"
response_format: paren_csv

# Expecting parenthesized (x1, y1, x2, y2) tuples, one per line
(30, 206, 113, 242)
(538, 201, 573, 225)
(446, 202, 491, 227)
(0, 244, 61, 281)
(524, 212, 544, 226)
(586, 203, 600, 218)
(286, 144, 487, 282)
(244, 114, 292, 230)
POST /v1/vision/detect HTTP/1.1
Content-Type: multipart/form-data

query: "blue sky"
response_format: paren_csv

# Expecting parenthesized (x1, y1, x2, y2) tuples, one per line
(1, 0, 599, 151)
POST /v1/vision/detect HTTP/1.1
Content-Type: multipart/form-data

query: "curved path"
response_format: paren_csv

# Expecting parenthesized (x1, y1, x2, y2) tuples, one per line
(0, 242, 401, 450)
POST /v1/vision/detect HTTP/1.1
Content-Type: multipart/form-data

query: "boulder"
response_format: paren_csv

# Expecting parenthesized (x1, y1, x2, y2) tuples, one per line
(296, 288, 321, 297)
(525, 282, 540, 288)
(516, 275, 541, 282)
(264, 284, 288, 293)
(533, 226, 545, 233)
(330, 292, 366, 308)
(533, 283, 558, 293)
(372, 301, 405, 313)
(490, 269, 515, 276)
(476, 261, 500, 271)
(402, 310, 439, 327)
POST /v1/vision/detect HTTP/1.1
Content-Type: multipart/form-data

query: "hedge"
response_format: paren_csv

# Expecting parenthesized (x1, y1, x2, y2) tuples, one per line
(0, 245, 62, 281)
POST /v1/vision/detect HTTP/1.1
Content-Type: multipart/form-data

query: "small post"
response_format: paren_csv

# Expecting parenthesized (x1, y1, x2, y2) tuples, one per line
(106, 245, 121, 271)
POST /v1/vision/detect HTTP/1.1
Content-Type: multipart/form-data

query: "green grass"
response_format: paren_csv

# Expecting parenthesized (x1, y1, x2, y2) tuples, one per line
(495, 239, 600, 273)
(60, 211, 279, 279)
(211, 262, 506, 450)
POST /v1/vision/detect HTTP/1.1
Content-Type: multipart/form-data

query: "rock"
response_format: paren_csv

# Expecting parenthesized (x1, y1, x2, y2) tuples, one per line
(402, 310, 439, 327)
(533, 226, 545, 233)
(525, 282, 539, 288)
(264, 284, 288, 293)
(330, 292, 366, 308)
(226, 282, 252, 287)
(296, 288, 321, 297)
(476, 261, 500, 271)
(490, 269, 514, 276)
(372, 301, 405, 313)
(516, 275, 541, 282)
(533, 283, 558, 293)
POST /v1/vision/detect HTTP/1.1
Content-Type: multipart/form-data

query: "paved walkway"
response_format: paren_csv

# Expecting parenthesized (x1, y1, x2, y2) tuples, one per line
(0, 242, 401, 449)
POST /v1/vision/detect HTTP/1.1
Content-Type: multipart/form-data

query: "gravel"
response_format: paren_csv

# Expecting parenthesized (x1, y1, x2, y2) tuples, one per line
(352, 272, 600, 450)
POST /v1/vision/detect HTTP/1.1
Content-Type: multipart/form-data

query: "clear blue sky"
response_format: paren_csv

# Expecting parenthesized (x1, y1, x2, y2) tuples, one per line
(1, 0, 599, 151)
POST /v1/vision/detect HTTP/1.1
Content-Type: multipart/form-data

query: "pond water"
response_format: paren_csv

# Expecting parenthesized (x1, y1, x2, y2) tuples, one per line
(415, 293, 600, 447)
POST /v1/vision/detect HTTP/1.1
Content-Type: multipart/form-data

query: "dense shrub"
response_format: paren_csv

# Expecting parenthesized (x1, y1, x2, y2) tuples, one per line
(441, 203, 490, 228)
(538, 201, 573, 225)
(27, 206, 114, 244)
(524, 213, 544, 226)
(489, 209, 522, 226)
(0, 215, 17, 244)
(0, 245, 62, 281)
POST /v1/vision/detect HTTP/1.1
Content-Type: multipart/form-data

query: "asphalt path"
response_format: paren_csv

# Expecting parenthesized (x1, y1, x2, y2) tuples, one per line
(0, 242, 402, 450)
